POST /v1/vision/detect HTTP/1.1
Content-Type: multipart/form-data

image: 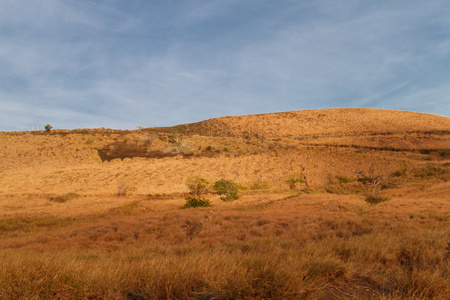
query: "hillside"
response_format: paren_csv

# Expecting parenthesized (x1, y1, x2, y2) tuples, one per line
(0, 108, 449, 299)
(166, 108, 450, 137)
(0, 108, 448, 198)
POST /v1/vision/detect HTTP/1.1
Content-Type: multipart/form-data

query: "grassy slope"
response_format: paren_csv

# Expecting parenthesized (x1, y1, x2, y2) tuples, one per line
(0, 108, 449, 299)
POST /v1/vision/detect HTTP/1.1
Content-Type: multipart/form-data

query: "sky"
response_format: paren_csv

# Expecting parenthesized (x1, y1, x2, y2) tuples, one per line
(1, 0, 449, 131)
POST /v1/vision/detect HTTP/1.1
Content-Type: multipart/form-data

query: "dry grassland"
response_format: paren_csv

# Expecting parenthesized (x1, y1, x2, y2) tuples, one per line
(0, 108, 449, 299)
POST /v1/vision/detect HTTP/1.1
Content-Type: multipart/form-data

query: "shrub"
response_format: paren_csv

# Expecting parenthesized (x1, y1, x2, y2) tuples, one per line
(391, 168, 407, 177)
(249, 181, 271, 190)
(44, 124, 53, 132)
(213, 179, 240, 201)
(285, 173, 306, 190)
(186, 177, 210, 195)
(416, 164, 447, 178)
(335, 174, 356, 184)
(117, 181, 137, 197)
(365, 195, 390, 205)
(357, 171, 385, 196)
(181, 197, 211, 209)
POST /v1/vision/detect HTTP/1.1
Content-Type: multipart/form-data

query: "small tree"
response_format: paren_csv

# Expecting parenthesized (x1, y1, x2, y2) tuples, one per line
(186, 176, 210, 196)
(357, 170, 389, 205)
(44, 124, 53, 132)
(213, 179, 240, 201)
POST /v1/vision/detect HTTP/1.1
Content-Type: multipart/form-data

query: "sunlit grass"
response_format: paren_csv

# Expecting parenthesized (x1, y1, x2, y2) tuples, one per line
(0, 194, 448, 299)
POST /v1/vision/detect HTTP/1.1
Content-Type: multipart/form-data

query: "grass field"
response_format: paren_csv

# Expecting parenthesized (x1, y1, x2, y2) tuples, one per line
(0, 108, 449, 299)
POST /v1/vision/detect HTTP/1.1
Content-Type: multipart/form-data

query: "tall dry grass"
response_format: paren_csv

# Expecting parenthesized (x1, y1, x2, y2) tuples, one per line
(0, 194, 448, 299)
(0, 109, 449, 299)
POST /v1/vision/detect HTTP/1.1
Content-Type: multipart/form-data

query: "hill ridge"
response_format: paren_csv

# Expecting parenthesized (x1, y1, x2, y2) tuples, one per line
(164, 108, 450, 138)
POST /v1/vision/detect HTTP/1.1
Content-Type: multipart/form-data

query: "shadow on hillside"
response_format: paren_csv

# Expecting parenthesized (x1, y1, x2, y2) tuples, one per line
(97, 142, 177, 162)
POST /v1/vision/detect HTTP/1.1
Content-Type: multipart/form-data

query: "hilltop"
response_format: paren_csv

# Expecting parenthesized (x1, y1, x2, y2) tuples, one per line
(167, 108, 450, 138)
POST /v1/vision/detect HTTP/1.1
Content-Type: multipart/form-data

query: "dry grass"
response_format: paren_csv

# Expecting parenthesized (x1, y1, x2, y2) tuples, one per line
(0, 194, 448, 299)
(0, 108, 449, 299)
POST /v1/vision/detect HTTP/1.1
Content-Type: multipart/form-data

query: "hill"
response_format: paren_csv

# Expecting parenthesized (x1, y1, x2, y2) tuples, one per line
(0, 108, 448, 197)
(0, 108, 449, 299)
(167, 108, 450, 138)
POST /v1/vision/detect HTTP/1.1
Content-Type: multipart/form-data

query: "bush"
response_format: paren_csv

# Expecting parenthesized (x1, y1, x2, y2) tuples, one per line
(335, 174, 356, 184)
(213, 179, 240, 201)
(44, 124, 53, 132)
(117, 181, 137, 197)
(365, 195, 390, 205)
(186, 177, 210, 195)
(391, 168, 407, 177)
(249, 181, 271, 190)
(181, 197, 211, 209)
(416, 164, 447, 178)
(285, 173, 306, 190)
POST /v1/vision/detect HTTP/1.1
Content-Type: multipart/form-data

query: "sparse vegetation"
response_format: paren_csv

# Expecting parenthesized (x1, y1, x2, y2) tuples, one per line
(44, 124, 52, 132)
(0, 195, 448, 299)
(249, 181, 271, 190)
(364, 194, 390, 205)
(0, 108, 449, 299)
(117, 181, 137, 196)
(357, 169, 386, 196)
(439, 149, 450, 159)
(391, 167, 407, 177)
(285, 173, 306, 190)
(415, 163, 448, 179)
(181, 197, 211, 209)
(213, 179, 240, 201)
(186, 176, 210, 195)
(335, 174, 356, 184)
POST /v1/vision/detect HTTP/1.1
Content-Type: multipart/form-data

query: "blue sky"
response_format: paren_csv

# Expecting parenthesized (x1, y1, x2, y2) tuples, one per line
(1, 0, 449, 131)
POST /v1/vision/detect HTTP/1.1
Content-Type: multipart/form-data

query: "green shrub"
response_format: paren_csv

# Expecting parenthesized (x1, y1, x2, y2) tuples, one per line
(364, 195, 390, 205)
(181, 197, 211, 209)
(416, 164, 447, 178)
(335, 174, 356, 184)
(285, 173, 306, 190)
(44, 124, 53, 132)
(213, 179, 240, 201)
(249, 181, 271, 190)
(186, 177, 210, 195)
(391, 168, 407, 177)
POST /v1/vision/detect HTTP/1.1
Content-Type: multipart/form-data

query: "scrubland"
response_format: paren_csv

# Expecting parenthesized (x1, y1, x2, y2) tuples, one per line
(0, 108, 449, 299)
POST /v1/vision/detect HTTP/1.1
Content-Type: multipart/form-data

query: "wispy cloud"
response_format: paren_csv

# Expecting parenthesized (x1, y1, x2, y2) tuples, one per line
(0, 0, 449, 130)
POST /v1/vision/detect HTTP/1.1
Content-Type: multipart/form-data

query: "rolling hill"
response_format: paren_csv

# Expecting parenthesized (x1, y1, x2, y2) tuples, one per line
(0, 108, 448, 197)
(0, 108, 449, 299)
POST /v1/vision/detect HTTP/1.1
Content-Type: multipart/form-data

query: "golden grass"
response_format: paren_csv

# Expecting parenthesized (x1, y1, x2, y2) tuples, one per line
(0, 108, 449, 299)
(0, 193, 449, 299)
(171, 108, 450, 137)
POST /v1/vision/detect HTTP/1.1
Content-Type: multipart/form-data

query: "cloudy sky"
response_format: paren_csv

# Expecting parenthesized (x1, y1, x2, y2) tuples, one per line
(1, 0, 449, 131)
